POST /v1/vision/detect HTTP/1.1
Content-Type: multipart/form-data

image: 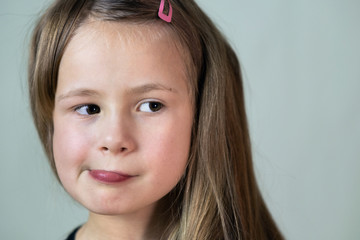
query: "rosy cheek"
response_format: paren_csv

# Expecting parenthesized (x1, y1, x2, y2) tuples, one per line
(143, 121, 189, 173)
(53, 123, 91, 175)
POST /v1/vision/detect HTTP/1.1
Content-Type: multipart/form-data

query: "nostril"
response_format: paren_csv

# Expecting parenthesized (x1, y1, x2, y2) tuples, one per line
(101, 146, 127, 153)
(120, 147, 127, 152)
(101, 147, 109, 151)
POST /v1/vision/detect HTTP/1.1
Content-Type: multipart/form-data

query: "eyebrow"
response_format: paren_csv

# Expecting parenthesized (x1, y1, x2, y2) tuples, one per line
(56, 89, 100, 103)
(56, 83, 176, 102)
(127, 83, 176, 95)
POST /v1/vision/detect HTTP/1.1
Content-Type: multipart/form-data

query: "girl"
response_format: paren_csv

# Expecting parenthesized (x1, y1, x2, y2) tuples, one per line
(28, 0, 284, 239)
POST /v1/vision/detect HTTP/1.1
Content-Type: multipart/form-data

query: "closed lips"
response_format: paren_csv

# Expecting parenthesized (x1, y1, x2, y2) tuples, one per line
(89, 169, 132, 183)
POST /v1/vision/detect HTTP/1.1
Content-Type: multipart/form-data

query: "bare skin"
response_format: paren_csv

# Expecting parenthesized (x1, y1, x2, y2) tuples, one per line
(54, 21, 193, 240)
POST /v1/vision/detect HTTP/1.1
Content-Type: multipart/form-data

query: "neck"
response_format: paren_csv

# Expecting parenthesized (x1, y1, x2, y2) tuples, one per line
(77, 206, 158, 240)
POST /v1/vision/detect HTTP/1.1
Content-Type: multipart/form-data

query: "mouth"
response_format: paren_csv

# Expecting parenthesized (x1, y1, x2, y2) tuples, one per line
(89, 169, 133, 184)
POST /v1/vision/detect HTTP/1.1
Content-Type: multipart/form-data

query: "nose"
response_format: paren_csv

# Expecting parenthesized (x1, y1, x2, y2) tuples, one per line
(98, 113, 136, 155)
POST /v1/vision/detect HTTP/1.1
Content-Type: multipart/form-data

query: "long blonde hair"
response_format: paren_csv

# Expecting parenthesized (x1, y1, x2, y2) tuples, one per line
(28, 0, 283, 239)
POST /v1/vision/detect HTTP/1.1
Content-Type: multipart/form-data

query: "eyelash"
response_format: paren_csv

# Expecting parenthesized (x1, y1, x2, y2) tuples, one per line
(73, 101, 164, 116)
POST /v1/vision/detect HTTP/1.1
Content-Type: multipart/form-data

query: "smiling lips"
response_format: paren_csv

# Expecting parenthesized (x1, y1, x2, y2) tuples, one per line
(89, 170, 132, 183)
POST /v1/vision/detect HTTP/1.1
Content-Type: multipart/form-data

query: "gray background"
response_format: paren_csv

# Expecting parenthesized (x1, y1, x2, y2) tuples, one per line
(1, 0, 359, 239)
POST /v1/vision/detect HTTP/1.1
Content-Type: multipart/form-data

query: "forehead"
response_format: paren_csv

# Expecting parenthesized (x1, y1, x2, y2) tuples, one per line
(59, 20, 193, 96)
(63, 20, 183, 71)
(57, 20, 192, 95)
(70, 20, 175, 49)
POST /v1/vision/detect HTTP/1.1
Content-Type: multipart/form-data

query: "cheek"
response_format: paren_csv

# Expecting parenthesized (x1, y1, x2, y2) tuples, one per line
(141, 114, 192, 179)
(53, 122, 91, 179)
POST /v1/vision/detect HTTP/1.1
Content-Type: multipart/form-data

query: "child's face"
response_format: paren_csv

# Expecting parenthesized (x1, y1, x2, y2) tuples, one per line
(53, 22, 193, 216)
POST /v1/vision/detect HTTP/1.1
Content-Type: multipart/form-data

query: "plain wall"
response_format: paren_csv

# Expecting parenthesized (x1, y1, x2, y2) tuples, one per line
(1, 0, 359, 239)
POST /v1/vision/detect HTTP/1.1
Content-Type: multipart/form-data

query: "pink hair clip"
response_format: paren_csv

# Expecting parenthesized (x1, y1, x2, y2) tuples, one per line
(158, 0, 173, 23)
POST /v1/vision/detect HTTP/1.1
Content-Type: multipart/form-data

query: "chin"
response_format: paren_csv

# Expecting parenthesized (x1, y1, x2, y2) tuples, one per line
(81, 198, 152, 217)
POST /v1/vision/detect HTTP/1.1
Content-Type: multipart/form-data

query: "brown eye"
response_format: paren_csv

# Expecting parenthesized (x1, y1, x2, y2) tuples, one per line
(76, 104, 101, 115)
(139, 101, 163, 112)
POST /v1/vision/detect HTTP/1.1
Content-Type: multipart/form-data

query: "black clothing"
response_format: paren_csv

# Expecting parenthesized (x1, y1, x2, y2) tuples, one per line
(65, 226, 80, 240)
